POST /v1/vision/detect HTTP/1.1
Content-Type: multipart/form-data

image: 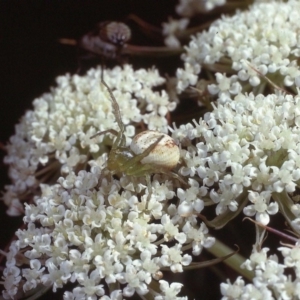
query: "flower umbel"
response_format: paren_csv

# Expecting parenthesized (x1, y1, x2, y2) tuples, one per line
(2, 166, 212, 299)
(171, 90, 300, 230)
(177, 0, 300, 95)
(1, 67, 213, 299)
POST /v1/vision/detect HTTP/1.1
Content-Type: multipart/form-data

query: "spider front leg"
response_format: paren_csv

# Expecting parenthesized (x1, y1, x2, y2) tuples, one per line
(90, 128, 122, 188)
(90, 129, 118, 139)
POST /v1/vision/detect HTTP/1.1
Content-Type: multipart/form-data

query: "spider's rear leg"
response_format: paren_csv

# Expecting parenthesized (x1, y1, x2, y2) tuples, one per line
(145, 174, 152, 202)
(122, 135, 165, 170)
(158, 169, 188, 187)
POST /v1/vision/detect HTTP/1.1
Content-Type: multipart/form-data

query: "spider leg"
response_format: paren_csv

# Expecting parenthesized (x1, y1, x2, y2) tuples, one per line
(101, 80, 125, 134)
(129, 165, 188, 184)
(121, 135, 164, 171)
(90, 129, 119, 139)
(145, 174, 152, 202)
(101, 80, 127, 147)
(125, 162, 156, 176)
(159, 170, 188, 187)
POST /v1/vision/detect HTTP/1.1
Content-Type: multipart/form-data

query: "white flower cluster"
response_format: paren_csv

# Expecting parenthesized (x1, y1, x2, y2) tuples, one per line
(2, 166, 214, 299)
(2, 65, 176, 216)
(176, 0, 226, 17)
(162, 18, 189, 48)
(221, 246, 300, 299)
(171, 91, 300, 226)
(177, 0, 300, 92)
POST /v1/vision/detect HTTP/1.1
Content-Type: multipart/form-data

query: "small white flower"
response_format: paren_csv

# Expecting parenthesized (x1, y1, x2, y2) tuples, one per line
(45, 260, 73, 291)
(160, 244, 192, 273)
(207, 73, 242, 103)
(278, 245, 300, 270)
(242, 248, 275, 272)
(176, 62, 200, 92)
(182, 222, 215, 256)
(220, 277, 244, 299)
(74, 270, 105, 298)
(177, 180, 205, 217)
(162, 18, 189, 48)
(155, 280, 187, 300)
(22, 259, 45, 291)
(2, 266, 21, 300)
(243, 191, 278, 225)
(123, 265, 149, 296)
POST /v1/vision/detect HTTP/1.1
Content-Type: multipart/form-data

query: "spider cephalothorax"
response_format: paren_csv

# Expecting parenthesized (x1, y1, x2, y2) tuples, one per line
(91, 80, 185, 197)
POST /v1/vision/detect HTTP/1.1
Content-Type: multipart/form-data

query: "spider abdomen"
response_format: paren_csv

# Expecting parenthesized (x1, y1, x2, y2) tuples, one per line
(130, 130, 180, 169)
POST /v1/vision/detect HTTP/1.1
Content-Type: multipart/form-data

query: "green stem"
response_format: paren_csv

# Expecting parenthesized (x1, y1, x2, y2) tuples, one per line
(205, 236, 254, 281)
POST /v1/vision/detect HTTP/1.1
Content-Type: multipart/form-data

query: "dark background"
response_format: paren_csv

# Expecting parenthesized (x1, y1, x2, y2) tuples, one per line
(0, 1, 260, 299)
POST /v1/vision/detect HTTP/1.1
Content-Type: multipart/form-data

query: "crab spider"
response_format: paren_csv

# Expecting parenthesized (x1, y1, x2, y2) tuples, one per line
(91, 80, 186, 198)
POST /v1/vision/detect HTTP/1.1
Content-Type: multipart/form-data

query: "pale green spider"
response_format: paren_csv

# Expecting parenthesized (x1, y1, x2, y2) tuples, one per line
(91, 80, 185, 197)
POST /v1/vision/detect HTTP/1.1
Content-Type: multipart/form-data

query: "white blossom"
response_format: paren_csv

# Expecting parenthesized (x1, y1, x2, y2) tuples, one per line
(207, 73, 242, 104)
(243, 191, 278, 225)
(162, 18, 189, 48)
(2, 265, 22, 300)
(220, 277, 245, 300)
(155, 280, 187, 300)
(159, 244, 192, 273)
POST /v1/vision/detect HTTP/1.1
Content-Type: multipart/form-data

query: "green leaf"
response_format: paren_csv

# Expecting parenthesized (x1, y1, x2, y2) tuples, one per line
(199, 189, 249, 229)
